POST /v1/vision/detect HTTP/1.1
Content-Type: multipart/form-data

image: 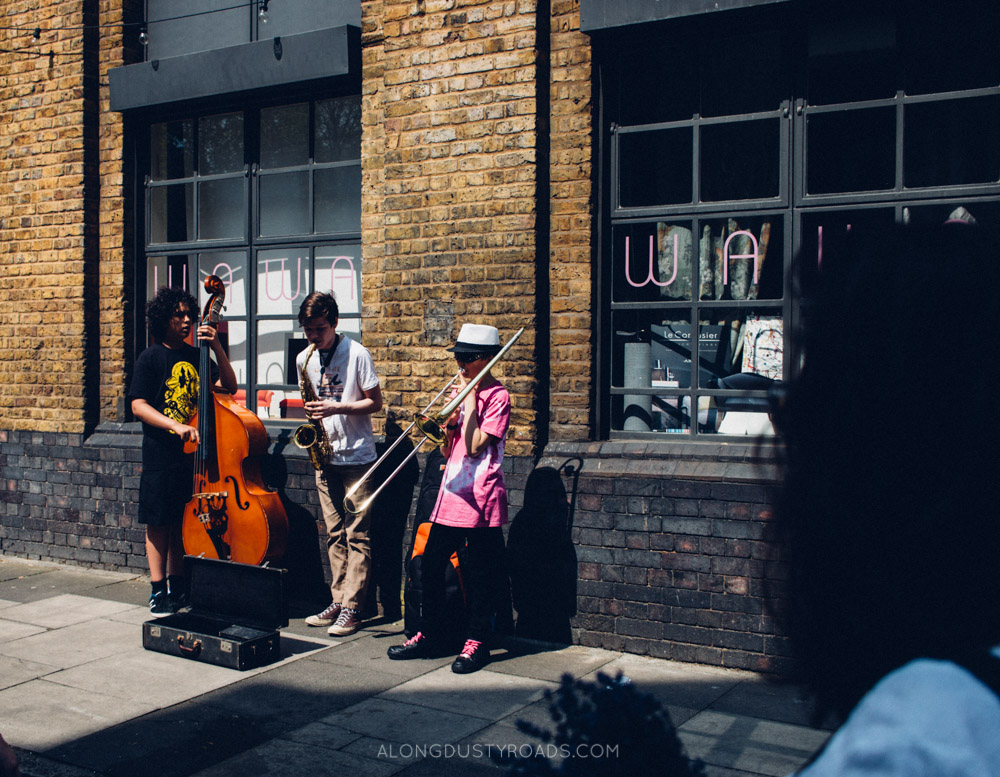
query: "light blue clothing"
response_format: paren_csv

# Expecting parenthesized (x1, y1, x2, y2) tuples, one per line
(797, 651, 1000, 776)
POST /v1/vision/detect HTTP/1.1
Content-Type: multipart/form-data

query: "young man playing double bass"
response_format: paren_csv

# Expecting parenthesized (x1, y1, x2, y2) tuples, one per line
(297, 291, 383, 637)
(129, 287, 237, 614)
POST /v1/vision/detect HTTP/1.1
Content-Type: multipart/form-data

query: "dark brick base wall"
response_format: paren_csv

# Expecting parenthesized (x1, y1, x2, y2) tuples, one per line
(0, 428, 792, 674)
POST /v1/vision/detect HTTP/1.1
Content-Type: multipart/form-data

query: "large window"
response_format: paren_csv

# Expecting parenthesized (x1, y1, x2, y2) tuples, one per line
(142, 95, 362, 420)
(598, 4, 1000, 438)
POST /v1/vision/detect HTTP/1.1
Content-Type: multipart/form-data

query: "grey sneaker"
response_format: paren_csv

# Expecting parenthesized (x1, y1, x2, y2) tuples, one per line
(305, 602, 341, 627)
(327, 607, 361, 636)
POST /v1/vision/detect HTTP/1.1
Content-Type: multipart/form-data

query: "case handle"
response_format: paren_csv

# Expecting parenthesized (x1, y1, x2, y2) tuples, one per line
(176, 635, 203, 658)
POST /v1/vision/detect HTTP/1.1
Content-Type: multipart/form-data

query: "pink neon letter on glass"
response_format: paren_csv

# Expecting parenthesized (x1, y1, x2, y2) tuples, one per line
(625, 234, 677, 288)
(262, 256, 304, 302)
(722, 230, 760, 286)
(327, 256, 356, 302)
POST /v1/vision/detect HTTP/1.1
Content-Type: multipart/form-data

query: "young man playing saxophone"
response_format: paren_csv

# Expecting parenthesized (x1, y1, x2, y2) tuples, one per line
(297, 291, 382, 636)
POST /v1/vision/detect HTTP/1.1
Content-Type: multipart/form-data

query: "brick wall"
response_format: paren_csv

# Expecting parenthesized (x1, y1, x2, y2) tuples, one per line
(547, 0, 592, 440)
(0, 0, 130, 433)
(361, 0, 545, 457)
(539, 442, 791, 674)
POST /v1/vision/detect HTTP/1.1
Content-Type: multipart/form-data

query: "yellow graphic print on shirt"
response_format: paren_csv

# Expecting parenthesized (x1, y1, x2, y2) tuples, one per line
(163, 360, 199, 425)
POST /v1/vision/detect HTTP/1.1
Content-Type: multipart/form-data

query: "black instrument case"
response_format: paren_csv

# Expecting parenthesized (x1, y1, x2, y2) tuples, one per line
(142, 555, 287, 670)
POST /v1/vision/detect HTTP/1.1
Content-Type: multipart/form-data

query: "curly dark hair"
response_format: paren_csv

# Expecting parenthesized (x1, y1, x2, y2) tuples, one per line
(145, 287, 198, 341)
(772, 222, 1000, 721)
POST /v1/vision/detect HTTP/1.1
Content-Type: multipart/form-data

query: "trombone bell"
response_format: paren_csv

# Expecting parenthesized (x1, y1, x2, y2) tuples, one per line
(414, 413, 447, 446)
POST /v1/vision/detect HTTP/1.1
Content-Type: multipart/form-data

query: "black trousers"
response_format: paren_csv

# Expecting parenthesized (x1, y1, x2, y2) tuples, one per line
(419, 523, 506, 644)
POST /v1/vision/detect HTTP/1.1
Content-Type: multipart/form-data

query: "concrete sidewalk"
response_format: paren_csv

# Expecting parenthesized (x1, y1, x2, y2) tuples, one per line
(0, 556, 831, 777)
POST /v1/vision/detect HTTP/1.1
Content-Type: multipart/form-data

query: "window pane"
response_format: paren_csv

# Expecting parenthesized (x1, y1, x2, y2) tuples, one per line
(618, 128, 692, 208)
(315, 96, 361, 164)
(198, 251, 248, 317)
(798, 209, 895, 300)
(259, 171, 310, 236)
(315, 247, 362, 315)
(902, 202, 1000, 230)
(256, 249, 312, 316)
(904, 96, 1000, 189)
(199, 112, 244, 175)
(698, 309, 782, 388)
(698, 216, 782, 301)
(315, 166, 362, 233)
(149, 183, 194, 243)
(146, 255, 190, 298)
(150, 119, 194, 181)
(613, 222, 695, 303)
(198, 178, 244, 240)
(612, 311, 692, 433)
(257, 318, 302, 387)
(806, 107, 896, 194)
(700, 119, 780, 202)
(214, 319, 247, 388)
(260, 103, 309, 169)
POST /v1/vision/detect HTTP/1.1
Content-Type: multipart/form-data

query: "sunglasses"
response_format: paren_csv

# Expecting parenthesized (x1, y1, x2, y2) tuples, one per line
(455, 353, 487, 364)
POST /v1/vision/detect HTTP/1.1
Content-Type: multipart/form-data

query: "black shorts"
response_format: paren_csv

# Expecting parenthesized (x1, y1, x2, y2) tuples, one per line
(138, 468, 194, 527)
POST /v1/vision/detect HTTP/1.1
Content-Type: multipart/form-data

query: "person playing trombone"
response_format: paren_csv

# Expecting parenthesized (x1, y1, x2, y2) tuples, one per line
(387, 323, 511, 673)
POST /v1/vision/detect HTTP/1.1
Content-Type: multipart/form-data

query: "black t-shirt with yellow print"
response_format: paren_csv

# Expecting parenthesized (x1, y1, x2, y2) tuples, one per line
(128, 343, 217, 471)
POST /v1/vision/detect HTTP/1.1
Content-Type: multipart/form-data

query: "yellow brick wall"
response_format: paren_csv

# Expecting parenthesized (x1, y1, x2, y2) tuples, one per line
(0, 0, 131, 433)
(548, 0, 591, 439)
(361, 0, 593, 455)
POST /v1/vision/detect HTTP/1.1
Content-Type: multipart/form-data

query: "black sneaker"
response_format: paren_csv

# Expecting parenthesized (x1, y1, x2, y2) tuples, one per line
(168, 590, 189, 611)
(451, 639, 489, 674)
(387, 631, 434, 660)
(149, 590, 172, 616)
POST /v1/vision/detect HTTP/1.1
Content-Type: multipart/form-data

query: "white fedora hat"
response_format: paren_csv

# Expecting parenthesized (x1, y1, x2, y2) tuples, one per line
(447, 323, 501, 355)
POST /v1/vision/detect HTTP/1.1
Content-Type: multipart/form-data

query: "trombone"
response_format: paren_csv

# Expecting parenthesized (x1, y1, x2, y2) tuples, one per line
(343, 327, 524, 515)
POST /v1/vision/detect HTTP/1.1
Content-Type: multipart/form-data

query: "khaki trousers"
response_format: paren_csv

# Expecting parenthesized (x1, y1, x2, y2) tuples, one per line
(315, 462, 373, 611)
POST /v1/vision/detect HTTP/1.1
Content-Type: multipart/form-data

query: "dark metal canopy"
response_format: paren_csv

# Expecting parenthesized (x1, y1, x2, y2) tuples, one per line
(580, 0, 789, 32)
(109, 25, 359, 112)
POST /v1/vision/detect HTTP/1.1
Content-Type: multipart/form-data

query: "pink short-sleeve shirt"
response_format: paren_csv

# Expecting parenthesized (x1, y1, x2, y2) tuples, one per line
(430, 382, 510, 529)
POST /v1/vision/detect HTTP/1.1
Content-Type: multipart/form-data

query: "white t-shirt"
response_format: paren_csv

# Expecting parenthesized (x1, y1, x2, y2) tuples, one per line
(797, 651, 1000, 777)
(296, 335, 379, 466)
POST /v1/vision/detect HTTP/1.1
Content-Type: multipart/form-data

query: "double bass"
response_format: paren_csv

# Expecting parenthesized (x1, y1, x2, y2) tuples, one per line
(182, 275, 288, 565)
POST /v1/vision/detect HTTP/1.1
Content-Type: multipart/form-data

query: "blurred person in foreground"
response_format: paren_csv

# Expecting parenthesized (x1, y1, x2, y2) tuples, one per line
(774, 222, 1000, 776)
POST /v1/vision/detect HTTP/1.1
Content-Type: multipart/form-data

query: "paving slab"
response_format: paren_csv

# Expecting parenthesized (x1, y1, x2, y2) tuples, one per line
(0, 568, 136, 603)
(188, 736, 401, 777)
(311, 633, 454, 677)
(0, 594, 136, 629)
(0, 653, 59, 690)
(678, 709, 829, 777)
(322, 697, 491, 744)
(0, 617, 46, 643)
(0, 679, 159, 752)
(378, 665, 556, 721)
(486, 642, 618, 683)
(0, 617, 137, 668)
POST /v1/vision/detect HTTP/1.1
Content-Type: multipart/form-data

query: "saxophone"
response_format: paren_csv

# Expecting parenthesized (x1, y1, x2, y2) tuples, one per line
(293, 343, 333, 471)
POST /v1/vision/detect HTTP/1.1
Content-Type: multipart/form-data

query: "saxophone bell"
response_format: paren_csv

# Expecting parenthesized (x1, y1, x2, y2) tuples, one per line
(295, 343, 333, 471)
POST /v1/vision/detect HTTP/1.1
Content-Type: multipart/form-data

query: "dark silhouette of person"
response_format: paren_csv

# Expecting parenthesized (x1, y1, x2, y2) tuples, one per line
(507, 466, 577, 644)
(365, 412, 420, 621)
(772, 222, 1000, 774)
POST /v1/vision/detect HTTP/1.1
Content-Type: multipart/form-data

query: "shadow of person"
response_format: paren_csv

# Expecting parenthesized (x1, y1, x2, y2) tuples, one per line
(261, 433, 328, 614)
(507, 466, 577, 644)
(365, 413, 420, 621)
